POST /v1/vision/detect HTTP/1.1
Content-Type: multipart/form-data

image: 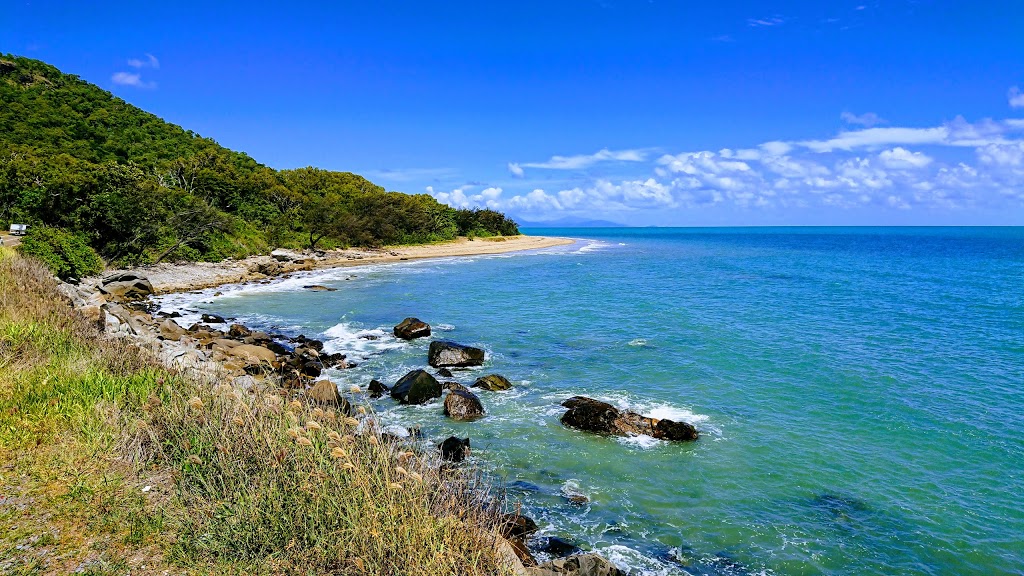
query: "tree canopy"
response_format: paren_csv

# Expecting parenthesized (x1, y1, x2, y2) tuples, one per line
(0, 54, 518, 267)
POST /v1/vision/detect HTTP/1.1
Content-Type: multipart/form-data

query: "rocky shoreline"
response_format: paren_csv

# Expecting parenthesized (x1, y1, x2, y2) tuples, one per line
(58, 250, 699, 576)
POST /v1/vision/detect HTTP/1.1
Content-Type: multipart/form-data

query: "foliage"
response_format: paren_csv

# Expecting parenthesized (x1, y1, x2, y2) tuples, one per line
(19, 225, 104, 280)
(0, 249, 514, 575)
(0, 54, 518, 269)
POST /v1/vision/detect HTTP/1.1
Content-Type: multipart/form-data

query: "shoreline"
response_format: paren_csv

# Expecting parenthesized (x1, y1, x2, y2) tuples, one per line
(110, 235, 574, 294)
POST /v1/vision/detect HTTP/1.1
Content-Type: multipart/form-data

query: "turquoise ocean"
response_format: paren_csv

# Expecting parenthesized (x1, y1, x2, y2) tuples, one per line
(154, 227, 1024, 575)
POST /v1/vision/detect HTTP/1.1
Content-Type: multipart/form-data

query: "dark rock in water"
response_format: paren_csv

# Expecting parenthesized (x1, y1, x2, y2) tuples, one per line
(428, 340, 485, 368)
(560, 396, 620, 434)
(498, 513, 539, 539)
(653, 418, 698, 441)
(540, 536, 581, 557)
(812, 492, 871, 521)
(229, 323, 251, 339)
(560, 396, 698, 442)
(437, 367, 454, 378)
(188, 322, 213, 333)
(359, 334, 381, 340)
(391, 369, 442, 405)
(201, 313, 226, 324)
(266, 341, 292, 355)
(438, 436, 470, 461)
(394, 317, 431, 340)
(444, 389, 485, 421)
(529, 553, 625, 576)
(156, 310, 182, 319)
(303, 284, 337, 292)
(301, 361, 322, 378)
(367, 379, 389, 398)
(472, 374, 513, 391)
(443, 381, 469, 392)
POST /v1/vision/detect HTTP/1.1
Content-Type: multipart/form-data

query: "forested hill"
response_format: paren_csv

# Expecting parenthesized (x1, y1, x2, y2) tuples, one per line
(0, 54, 517, 277)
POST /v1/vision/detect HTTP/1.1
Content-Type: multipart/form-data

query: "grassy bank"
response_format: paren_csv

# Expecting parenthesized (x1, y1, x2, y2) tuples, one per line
(0, 248, 512, 575)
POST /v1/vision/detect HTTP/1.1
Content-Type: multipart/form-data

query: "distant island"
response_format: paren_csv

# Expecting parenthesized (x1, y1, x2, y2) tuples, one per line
(516, 216, 625, 228)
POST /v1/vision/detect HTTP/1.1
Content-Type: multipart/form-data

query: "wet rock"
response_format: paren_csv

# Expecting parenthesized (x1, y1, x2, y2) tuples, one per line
(201, 313, 226, 324)
(437, 367, 454, 378)
(301, 361, 322, 378)
(228, 323, 251, 339)
(540, 536, 581, 557)
(526, 553, 625, 576)
(391, 369, 442, 405)
(443, 381, 469, 392)
(303, 284, 337, 292)
(444, 389, 485, 421)
(498, 513, 538, 539)
(428, 340, 485, 368)
(367, 379, 389, 398)
(560, 396, 698, 442)
(394, 317, 431, 340)
(266, 341, 291, 355)
(473, 374, 513, 391)
(439, 436, 470, 462)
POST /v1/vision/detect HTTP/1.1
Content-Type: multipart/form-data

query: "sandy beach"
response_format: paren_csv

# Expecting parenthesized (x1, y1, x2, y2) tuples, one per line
(118, 235, 574, 294)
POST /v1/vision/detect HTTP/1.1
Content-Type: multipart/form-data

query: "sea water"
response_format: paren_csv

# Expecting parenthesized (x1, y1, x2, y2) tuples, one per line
(154, 227, 1024, 575)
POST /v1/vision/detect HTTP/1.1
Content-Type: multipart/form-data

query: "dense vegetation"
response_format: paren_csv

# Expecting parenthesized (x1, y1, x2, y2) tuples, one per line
(0, 55, 518, 274)
(0, 247, 512, 574)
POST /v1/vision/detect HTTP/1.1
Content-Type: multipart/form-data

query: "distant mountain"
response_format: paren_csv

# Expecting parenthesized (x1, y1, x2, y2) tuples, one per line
(516, 216, 625, 228)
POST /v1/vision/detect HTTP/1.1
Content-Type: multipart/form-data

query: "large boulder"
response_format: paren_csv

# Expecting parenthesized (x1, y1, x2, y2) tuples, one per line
(428, 340, 485, 368)
(560, 396, 698, 442)
(98, 272, 153, 300)
(391, 369, 442, 405)
(228, 344, 277, 365)
(439, 436, 470, 462)
(526, 554, 626, 576)
(444, 389, 485, 421)
(394, 317, 431, 340)
(158, 318, 188, 341)
(473, 374, 513, 391)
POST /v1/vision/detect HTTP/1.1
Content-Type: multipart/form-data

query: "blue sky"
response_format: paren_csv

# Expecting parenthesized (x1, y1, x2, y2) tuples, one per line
(4, 0, 1024, 225)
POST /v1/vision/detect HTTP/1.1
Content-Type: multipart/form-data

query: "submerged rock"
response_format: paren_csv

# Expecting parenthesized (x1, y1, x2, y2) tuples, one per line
(560, 396, 697, 442)
(394, 317, 431, 340)
(428, 340, 485, 368)
(444, 389, 485, 421)
(437, 367, 454, 378)
(439, 436, 470, 462)
(391, 369, 442, 405)
(303, 284, 337, 292)
(472, 374, 513, 391)
(526, 553, 625, 576)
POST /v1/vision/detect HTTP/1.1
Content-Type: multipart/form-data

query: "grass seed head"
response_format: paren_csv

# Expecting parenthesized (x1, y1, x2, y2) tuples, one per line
(296, 436, 313, 447)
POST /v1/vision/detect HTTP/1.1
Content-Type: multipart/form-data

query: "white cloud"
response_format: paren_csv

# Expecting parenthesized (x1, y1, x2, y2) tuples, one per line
(111, 71, 155, 89)
(841, 111, 886, 127)
(1009, 86, 1024, 109)
(878, 147, 933, 169)
(507, 162, 524, 178)
(521, 148, 648, 170)
(127, 53, 160, 69)
(798, 126, 950, 152)
(429, 186, 504, 209)
(748, 16, 785, 27)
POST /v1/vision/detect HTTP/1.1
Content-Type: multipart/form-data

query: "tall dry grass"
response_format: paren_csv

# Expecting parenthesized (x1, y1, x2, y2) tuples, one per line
(1, 247, 516, 575)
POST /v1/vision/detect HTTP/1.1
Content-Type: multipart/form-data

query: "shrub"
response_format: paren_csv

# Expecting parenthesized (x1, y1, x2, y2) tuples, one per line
(19, 226, 104, 280)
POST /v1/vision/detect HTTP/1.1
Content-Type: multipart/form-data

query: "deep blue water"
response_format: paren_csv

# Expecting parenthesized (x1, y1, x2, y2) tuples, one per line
(157, 227, 1024, 575)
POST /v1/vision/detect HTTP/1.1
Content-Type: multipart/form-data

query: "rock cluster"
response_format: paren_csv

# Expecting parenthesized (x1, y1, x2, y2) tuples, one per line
(560, 396, 698, 441)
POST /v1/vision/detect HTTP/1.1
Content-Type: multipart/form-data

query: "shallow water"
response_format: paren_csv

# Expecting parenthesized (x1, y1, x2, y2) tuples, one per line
(155, 227, 1024, 575)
